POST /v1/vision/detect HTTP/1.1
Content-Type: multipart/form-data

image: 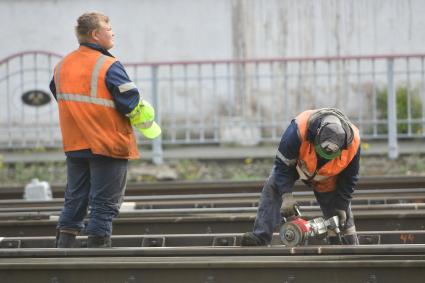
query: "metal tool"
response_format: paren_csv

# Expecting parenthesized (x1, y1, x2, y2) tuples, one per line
(279, 206, 341, 247)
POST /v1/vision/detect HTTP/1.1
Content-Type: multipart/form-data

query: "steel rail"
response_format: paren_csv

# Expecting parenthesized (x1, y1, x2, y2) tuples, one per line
(0, 203, 425, 218)
(3, 245, 425, 257)
(1, 230, 425, 248)
(1, 210, 425, 237)
(1, 175, 425, 199)
(1, 251, 425, 282)
(1, 187, 425, 211)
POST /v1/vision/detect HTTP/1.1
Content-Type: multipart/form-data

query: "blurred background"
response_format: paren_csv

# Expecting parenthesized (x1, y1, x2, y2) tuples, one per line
(1, 0, 425, 185)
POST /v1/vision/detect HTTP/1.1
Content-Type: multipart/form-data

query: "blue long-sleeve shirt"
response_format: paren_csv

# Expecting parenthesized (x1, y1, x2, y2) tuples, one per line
(49, 43, 140, 157)
(273, 120, 360, 210)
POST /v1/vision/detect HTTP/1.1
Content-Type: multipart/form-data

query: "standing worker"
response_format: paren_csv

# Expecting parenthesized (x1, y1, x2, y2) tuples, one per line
(241, 108, 360, 246)
(50, 12, 161, 248)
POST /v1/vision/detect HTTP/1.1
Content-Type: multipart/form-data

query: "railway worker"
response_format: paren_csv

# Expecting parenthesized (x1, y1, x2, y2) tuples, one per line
(241, 108, 360, 246)
(50, 12, 161, 248)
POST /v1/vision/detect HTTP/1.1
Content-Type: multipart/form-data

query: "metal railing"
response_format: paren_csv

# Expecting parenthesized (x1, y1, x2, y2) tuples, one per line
(2, 51, 425, 160)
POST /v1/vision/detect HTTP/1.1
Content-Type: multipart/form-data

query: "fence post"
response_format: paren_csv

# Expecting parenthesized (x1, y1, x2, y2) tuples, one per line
(387, 58, 399, 159)
(151, 65, 163, 165)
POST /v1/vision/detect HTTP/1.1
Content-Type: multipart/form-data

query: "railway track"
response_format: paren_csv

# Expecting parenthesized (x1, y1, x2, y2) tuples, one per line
(1, 202, 425, 218)
(1, 245, 425, 282)
(1, 208, 425, 237)
(0, 186, 425, 237)
(2, 177, 425, 282)
(1, 231, 425, 282)
(1, 175, 425, 199)
(1, 187, 425, 211)
(1, 231, 424, 248)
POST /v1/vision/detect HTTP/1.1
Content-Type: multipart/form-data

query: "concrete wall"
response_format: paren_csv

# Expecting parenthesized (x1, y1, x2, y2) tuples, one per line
(232, 0, 425, 59)
(0, 0, 424, 62)
(1, 0, 425, 148)
(0, 0, 232, 62)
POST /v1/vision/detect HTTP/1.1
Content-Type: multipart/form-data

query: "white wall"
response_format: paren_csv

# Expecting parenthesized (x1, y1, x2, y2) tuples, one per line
(0, 0, 232, 62)
(233, 0, 425, 58)
(1, 0, 424, 63)
(1, 0, 425, 148)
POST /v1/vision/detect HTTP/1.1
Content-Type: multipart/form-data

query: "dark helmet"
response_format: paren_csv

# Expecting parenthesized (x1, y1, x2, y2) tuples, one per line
(314, 115, 347, 160)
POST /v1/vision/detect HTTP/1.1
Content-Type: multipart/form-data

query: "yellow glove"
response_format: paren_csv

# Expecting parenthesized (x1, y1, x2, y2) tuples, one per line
(127, 99, 161, 139)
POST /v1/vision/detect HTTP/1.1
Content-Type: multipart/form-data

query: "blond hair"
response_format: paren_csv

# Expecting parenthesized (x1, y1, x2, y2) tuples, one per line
(75, 12, 109, 43)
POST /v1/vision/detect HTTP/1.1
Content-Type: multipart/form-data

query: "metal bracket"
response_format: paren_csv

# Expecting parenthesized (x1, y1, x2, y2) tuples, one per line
(212, 236, 237, 246)
(359, 234, 381, 245)
(0, 239, 21, 248)
(141, 237, 165, 247)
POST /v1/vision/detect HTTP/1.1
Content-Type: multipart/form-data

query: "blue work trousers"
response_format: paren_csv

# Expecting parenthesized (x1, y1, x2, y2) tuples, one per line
(252, 174, 283, 244)
(57, 156, 128, 237)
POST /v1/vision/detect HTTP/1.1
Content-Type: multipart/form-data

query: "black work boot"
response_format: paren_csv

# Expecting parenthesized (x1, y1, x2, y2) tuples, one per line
(240, 232, 266, 246)
(87, 235, 112, 248)
(56, 232, 77, 248)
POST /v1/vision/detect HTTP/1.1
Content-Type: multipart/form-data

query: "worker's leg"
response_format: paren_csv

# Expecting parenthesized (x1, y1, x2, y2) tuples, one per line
(85, 156, 128, 247)
(242, 171, 283, 246)
(339, 204, 358, 245)
(56, 157, 91, 247)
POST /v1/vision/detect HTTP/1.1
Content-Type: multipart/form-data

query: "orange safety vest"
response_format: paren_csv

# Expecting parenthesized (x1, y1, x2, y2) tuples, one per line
(53, 45, 139, 159)
(295, 109, 360, 193)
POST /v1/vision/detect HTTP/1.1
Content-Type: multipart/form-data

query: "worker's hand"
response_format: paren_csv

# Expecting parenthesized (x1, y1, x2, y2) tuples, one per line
(281, 192, 298, 217)
(128, 99, 155, 126)
(127, 99, 161, 139)
(334, 209, 347, 229)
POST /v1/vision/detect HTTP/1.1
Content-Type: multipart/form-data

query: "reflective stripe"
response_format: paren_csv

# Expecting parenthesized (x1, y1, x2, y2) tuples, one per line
(57, 93, 116, 108)
(56, 55, 116, 108)
(276, 150, 297, 167)
(54, 61, 63, 92)
(90, 55, 107, 97)
(296, 162, 328, 182)
(296, 164, 310, 181)
(135, 120, 153, 129)
(118, 82, 137, 93)
(312, 174, 329, 181)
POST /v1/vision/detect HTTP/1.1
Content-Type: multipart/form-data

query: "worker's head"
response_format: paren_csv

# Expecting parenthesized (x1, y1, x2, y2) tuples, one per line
(75, 12, 114, 50)
(314, 115, 346, 160)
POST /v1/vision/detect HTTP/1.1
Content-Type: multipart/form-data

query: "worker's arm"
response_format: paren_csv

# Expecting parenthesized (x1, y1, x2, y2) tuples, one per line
(334, 147, 361, 211)
(106, 61, 160, 139)
(105, 61, 140, 115)
(272, 120, 301, 194)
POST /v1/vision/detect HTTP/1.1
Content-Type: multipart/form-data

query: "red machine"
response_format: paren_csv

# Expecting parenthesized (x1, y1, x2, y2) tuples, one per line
(279, 208, 341, 247)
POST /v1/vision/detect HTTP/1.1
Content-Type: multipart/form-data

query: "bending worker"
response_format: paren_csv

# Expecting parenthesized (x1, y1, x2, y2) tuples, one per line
(50, 12, 161, 248)
(241, 108, 360, 246)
